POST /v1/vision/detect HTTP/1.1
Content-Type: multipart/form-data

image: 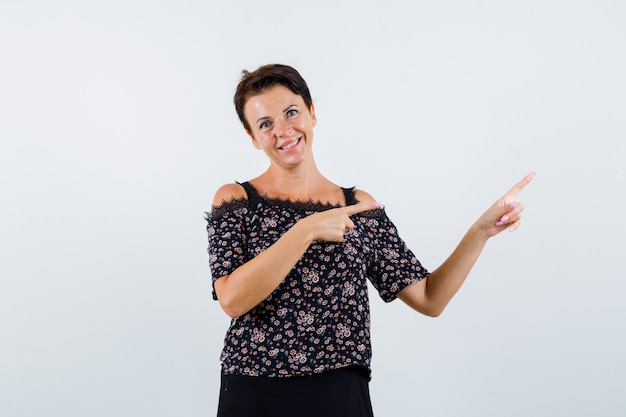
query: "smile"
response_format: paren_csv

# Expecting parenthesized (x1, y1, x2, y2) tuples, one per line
(279, 137, 301, 151)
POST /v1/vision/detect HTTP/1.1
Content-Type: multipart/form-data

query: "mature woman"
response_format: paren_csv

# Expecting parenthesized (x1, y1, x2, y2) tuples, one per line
(206, 64, 534, 417)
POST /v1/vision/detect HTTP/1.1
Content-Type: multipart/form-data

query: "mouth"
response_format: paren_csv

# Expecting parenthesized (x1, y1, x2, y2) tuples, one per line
(278, 137, 301, 151)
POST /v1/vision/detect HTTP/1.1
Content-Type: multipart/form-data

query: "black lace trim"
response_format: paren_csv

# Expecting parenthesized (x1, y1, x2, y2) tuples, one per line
(205, 197, 249, 220)
(250, 193, 385, 218)
(255, 193, 344, 212)
(205, 193, 385, 220)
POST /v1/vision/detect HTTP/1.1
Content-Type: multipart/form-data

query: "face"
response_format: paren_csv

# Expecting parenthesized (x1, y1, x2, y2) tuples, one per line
(243, 85, 317, 169)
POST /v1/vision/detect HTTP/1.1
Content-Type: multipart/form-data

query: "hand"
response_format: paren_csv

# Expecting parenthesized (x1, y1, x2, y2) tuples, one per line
(476, 172, 536, 239)
(299, 201, 382, 242)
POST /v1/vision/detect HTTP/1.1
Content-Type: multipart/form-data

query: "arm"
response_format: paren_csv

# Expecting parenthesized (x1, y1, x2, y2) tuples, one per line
(398, 172, 536, 317)
(211, 184, 382, 318)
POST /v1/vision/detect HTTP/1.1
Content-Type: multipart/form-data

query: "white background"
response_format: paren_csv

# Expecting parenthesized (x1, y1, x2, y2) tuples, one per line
(1, 1, 625, 416)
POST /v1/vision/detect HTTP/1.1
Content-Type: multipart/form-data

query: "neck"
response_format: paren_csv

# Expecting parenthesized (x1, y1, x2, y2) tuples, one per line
(255, 155, 333, 200)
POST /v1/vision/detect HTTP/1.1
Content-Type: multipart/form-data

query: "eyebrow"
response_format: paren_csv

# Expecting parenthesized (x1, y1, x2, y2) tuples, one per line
(255, 104, 299, 124)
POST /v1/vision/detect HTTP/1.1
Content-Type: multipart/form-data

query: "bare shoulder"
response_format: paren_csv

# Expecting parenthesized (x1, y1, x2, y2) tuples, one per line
(212, 183, 247, 206)
(354, 188, 377, 204)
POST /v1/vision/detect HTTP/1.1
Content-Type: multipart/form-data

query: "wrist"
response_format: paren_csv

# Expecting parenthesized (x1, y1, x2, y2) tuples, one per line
(292, 216, 316, 246)
(469, 221, 490, 243)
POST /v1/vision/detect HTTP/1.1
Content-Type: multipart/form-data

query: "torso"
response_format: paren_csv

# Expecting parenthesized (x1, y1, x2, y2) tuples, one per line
(207, 181, 427, 378)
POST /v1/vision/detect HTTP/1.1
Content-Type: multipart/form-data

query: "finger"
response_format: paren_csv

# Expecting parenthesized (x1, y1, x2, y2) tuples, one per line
(495, 202, 524, 226)
(502, 172, 535, 205)
(343, 201, 383, 216)
(502, 201, 525, 217)
(508, 219, 521, 232)
(496, 211, 522, 226)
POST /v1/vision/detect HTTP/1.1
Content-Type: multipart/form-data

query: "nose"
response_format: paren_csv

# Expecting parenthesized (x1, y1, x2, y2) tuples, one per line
(273, 118, 291, 137)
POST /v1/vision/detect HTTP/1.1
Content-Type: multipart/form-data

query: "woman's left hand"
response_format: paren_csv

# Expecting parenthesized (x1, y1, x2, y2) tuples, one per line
(475, 172, 536, 239)
(398, 172, 535, 316)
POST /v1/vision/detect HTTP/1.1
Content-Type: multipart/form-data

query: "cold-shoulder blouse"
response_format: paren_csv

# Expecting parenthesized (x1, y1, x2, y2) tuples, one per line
(206, 181, 429, 377)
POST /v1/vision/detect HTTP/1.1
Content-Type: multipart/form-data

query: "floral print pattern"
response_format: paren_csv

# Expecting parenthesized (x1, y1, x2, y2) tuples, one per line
(206, 183, 428, 377)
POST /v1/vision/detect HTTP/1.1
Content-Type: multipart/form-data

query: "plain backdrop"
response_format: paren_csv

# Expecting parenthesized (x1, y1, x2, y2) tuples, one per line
(1, 1, 625, 416)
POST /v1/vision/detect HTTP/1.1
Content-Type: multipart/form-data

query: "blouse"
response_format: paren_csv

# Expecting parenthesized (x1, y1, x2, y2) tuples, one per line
(206, 182, 429, 377)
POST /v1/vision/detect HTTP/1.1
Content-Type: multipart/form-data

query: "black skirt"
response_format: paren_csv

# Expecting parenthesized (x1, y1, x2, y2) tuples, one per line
(216, 366, 374, 417)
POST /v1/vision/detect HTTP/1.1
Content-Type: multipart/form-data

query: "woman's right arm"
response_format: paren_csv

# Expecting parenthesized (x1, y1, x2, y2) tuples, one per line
(211, 184, 380, 318)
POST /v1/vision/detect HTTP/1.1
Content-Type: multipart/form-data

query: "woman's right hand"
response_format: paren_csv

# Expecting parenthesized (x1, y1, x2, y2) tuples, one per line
(298, 201, 382, 242)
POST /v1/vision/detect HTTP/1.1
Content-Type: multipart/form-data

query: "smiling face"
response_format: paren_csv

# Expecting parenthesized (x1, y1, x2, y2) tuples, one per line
(244, 85, 317, 169)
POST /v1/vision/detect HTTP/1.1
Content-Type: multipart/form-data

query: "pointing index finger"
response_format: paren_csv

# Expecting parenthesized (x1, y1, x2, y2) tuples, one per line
(343, 201, 383, 216)
(504, 172, 536, 203)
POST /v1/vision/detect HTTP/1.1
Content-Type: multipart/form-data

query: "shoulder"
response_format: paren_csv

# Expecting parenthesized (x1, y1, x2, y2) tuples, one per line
(352, 188, 387, 220)
(353, 188, 376, 204)
(212, 183, 247, 206)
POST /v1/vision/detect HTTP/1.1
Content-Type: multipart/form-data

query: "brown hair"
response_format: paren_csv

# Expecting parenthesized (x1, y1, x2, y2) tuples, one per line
(234, 64, 313, 132)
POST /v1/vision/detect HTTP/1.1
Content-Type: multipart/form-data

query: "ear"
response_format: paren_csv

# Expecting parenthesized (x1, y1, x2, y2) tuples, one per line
(310, 104, 317, 127)
(247, 130, 263, 150)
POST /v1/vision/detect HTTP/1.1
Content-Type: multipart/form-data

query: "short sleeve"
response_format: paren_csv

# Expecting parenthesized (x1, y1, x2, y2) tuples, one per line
(205, 200, 249, 300)
(363, 211, 429, 302)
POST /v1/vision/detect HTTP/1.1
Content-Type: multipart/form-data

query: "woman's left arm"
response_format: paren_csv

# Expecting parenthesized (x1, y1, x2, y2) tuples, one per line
(398, 172, 536, 317)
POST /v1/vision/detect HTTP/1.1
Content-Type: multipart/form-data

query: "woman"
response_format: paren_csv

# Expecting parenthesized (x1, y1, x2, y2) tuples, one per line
(206, 64, 534, 416)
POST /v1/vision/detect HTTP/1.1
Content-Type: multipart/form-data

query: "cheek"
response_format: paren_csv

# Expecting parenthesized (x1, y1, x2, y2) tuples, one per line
(294, 119, 311, 131)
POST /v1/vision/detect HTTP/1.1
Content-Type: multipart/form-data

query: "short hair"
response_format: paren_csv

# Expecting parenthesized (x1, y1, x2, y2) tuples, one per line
(233, 64, 313, 132)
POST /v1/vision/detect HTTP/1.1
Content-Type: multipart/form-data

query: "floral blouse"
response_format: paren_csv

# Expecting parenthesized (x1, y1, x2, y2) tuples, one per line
(206, 182, 429, 378)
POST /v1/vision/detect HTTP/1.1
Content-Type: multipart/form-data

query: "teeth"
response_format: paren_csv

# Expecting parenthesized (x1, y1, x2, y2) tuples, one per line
(281, 138, 299, 150)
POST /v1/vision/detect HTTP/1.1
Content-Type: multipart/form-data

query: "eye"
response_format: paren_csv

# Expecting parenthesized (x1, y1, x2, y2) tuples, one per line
(259, 120, 272, 130)
(286, 109, 298, 118)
